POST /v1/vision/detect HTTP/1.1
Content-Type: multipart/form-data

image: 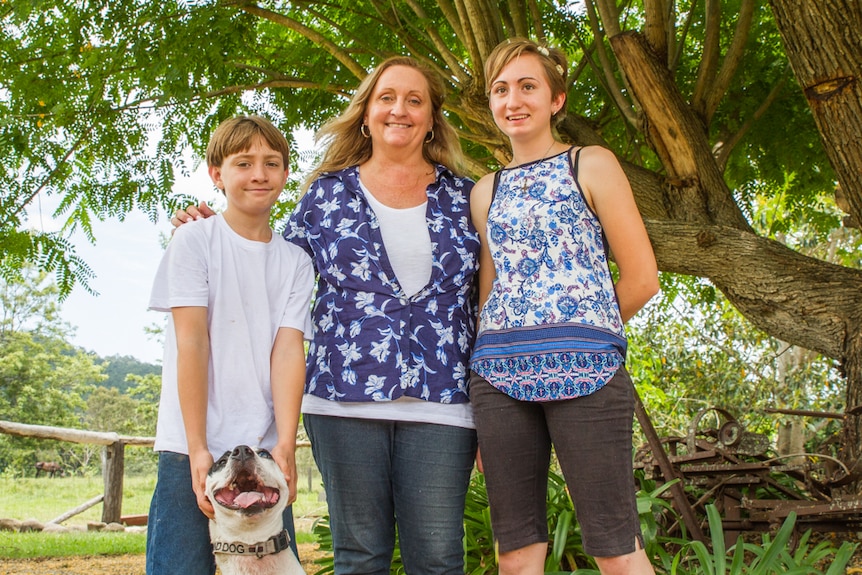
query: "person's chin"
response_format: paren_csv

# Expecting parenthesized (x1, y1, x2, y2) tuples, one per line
(380, 133, 420, 150)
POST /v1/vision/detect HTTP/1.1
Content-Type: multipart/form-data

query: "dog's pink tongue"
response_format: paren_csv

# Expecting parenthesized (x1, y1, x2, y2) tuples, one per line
(234, 491, 266, 508)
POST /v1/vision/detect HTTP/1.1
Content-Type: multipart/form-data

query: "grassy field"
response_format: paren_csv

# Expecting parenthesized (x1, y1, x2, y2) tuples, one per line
(0, 531, 148, 559)
(0, 474, 328, 559)
(0, 475, 158, 523)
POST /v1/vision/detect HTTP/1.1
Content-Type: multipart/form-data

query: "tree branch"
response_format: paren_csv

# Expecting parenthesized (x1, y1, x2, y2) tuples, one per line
(645, 219, 862, 361)
(10, 129, 95, 224)
(402, 0, 470, 84)
(592, 0, 621, 38)
(670, 0, 698, 73)
(436, 0, 465, 42)
(691, 0, 721, 117)
(232, 2, 368, 79)
(507, 0, 529, 37)
(585, 0, 638, 125)
(643, 0, 669, 59)
(714, 70, 788, 171)
(704, 0, 756, 121)
(455, 0, 503, 61)
(526, 0, 545, 41)
(611, 31, 752, 228)
(198, 78, 353, 100)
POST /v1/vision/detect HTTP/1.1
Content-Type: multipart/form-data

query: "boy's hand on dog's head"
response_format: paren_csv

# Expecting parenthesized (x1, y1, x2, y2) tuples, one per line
(271, 444, 298, 506)
(189, 449, 216, 519)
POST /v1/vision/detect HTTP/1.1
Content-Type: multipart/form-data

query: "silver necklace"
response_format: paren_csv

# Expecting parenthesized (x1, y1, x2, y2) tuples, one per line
(519, 140, 557, 193)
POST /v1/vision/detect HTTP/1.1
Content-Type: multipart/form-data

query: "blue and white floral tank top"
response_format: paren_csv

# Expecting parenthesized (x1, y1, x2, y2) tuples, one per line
(470, 147, 626, 401)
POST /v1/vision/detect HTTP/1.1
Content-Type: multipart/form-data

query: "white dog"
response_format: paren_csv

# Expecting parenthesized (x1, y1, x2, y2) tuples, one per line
(205, 445, 305, 575)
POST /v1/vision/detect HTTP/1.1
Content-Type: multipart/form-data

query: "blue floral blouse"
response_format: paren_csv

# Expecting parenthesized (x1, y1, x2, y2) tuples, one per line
(471, 149, 626, 401)
(283, 165, 479, 404)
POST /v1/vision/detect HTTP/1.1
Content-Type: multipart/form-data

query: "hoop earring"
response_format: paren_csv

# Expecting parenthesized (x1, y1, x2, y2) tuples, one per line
(424, 129, 434, 144)
(360, 124, 371, 138)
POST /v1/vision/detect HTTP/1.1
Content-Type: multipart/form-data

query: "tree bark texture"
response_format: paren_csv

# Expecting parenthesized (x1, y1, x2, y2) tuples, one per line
(609, 32, 750, 229)
(769, 0, 862, 228)
(645, 221, 862, 363)
(604, 29, 862, 468)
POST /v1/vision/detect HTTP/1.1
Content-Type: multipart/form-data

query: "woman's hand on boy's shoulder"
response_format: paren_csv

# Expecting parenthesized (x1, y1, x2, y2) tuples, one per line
(171, 201, 217, 232)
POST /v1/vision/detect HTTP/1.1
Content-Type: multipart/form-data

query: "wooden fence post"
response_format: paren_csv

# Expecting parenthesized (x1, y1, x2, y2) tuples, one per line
(101, 440, 125, 524)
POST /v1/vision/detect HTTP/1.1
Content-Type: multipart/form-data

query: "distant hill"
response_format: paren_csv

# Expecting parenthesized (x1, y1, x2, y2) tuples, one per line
(96, 354, 161, 393)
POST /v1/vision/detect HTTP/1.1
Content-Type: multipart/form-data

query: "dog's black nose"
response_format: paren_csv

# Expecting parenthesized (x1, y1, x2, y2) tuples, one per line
(230, 445, 255, 462)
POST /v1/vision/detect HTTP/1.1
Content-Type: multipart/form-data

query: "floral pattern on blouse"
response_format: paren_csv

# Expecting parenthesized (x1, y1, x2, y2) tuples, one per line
(471, 149, 625, 401)
(284, 165, 479, 404)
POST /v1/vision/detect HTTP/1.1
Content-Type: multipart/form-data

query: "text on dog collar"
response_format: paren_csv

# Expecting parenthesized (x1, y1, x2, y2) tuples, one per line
(212, 529, 291, 558)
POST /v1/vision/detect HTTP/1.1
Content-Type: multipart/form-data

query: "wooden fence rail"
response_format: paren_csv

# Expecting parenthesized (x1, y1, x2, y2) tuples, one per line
(0, 419, 313, 526)
(0, 419, 155, 524)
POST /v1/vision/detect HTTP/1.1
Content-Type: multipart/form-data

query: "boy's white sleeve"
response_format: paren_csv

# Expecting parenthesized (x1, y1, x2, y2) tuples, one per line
(148, 222, 211, 313)
(280, 249, 316, 340)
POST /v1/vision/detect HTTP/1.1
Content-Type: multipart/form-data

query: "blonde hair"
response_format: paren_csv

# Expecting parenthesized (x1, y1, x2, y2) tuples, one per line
(484, 38, 568, 126)
(206, 115, 290, 168)
(303, 56, 463, 191)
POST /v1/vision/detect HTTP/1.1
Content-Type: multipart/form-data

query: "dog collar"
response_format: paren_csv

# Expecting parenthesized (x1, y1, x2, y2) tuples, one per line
(212, 529, 291, 558)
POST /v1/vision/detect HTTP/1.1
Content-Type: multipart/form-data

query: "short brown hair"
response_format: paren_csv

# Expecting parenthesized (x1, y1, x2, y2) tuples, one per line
(484, 38, 568, 125)
(206, 115, 291, 168)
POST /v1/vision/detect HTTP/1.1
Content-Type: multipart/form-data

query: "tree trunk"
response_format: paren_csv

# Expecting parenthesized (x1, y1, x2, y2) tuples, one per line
(608, 32, 750, 229)
(768, 0, 862, 227)
(760, 0, 862, 468)
(843, 331, 862, 470)
(606, 29, 862, 471)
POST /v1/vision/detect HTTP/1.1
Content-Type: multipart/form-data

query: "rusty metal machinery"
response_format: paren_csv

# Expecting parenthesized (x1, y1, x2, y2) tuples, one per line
(634, 402, 862, 544)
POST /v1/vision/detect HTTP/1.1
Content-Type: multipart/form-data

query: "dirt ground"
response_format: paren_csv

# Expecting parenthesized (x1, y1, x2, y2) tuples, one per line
(0, 542, 328, 575)
(4, 537, 862, 573)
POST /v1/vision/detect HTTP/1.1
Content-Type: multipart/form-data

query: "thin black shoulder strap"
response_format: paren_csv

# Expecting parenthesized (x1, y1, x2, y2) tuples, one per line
(570, 145, 593, 200)
(569, 146, 583, 185)
(570, 145, 609, 253)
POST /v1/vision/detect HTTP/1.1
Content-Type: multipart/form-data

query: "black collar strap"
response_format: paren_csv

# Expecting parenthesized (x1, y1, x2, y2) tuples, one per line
(212, 529, 291, 558)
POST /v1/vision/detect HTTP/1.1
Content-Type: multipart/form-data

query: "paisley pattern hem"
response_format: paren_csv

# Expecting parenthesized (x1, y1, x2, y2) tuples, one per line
(472, 350, 622, 402)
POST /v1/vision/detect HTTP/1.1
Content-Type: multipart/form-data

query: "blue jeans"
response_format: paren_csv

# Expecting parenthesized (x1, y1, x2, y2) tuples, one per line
(304, 415, 477, 575)
(146, 451, 298, 575)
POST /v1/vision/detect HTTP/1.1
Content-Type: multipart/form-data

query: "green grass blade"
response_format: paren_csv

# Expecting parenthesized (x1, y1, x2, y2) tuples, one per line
(824, 542, 858, 575)
(705, 505, 726, 574)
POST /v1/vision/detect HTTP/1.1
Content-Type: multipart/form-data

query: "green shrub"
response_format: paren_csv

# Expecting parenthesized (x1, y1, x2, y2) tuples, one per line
(670, 505, 856, 575)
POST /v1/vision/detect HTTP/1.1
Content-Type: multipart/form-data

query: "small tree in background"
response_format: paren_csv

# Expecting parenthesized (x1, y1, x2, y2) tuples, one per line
(0, 267, 104, 475)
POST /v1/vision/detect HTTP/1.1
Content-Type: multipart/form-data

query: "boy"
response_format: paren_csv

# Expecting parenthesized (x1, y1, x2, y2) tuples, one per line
(146, 115, 315, 575)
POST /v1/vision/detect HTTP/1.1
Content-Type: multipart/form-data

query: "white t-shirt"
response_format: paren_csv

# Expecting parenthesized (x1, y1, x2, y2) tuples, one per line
(149, 215, 315, 458)
(301, 184, 474, 430)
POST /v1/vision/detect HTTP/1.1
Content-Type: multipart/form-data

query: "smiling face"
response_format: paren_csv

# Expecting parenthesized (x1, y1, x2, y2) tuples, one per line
(488, 53, 566, 142)
(208, 135, 289, 219)
(363, 65, 434, 153)
(207, 446, 285, 516)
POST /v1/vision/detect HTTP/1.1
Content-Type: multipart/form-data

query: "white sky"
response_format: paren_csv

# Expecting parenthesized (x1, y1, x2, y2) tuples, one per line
(60, 214, 177, 365)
